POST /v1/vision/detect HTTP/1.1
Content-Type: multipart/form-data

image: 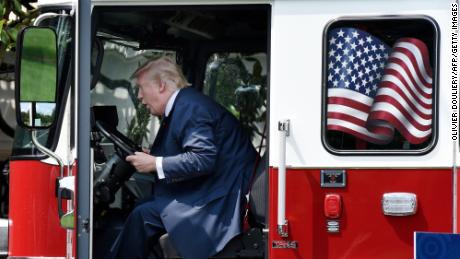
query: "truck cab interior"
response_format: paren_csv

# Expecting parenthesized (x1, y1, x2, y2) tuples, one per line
(90, 5, 270, 258)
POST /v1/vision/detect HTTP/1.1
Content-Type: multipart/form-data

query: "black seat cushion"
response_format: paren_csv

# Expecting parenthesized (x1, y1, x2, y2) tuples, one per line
(248, 153, 267, 226)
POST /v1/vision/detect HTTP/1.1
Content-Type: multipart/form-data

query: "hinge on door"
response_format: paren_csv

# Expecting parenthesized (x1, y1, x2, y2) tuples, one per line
(80, 217, 90, 233)
(278, 120, 290, 136)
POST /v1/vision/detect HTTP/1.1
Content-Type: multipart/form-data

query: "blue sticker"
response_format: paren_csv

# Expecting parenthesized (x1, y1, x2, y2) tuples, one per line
(415, 232, 460, 259)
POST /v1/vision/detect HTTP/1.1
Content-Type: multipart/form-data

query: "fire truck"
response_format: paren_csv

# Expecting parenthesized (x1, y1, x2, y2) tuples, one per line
(0, 0, 459, 258)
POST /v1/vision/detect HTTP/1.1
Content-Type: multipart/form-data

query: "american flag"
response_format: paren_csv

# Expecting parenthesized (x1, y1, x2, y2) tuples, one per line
(326, 27, 433, 145)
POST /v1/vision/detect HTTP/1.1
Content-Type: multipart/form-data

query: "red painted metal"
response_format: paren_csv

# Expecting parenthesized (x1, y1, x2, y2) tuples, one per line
(9, 160, 66, 257)
(269, 168, 452, 259)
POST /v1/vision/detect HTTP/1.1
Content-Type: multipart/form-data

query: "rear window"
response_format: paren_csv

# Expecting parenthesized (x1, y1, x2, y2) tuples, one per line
(203, 52, 267, 150)
(322, 17, 438, 154)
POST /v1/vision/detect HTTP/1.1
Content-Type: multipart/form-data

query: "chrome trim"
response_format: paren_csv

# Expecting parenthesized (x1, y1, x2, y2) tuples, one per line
(0, 218, 8, 256)
(277, 120, 289, 237)
(33, 13, 70, 26)
(326, 220, 340, 233)
(382, 192, 417, 216)
(31, 130, 64, 178)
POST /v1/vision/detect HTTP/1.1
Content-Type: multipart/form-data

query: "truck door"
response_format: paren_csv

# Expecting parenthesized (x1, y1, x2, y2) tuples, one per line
(269, 0, 453, 258)
(9, 11, 74, 258)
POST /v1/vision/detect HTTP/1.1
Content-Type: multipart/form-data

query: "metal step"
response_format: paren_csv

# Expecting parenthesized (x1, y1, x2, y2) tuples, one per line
(0, 218, 7, 256)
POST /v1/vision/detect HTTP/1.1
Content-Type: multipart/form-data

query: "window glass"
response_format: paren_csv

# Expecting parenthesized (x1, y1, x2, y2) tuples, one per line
(203, 52, 267, 150)
(323, 18, 437, 152)
(91, 40, 176, 149)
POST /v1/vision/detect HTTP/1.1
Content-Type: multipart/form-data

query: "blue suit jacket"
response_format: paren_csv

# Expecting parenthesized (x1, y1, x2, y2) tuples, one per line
(150, 87, 257, 258)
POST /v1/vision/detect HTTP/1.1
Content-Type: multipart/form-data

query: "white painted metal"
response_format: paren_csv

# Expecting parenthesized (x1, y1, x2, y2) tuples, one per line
(270, 0, 454, 168)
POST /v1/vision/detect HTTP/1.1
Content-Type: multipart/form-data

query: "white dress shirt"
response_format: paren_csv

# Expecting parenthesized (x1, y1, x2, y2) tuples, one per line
(156, 89, 180, 179)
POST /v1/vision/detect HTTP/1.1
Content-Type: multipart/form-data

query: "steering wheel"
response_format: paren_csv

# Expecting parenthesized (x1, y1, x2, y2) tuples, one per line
(94, 120, 142, 159)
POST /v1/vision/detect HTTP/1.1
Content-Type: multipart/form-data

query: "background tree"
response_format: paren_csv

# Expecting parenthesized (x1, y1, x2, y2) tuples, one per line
(0, 0, 38, 62)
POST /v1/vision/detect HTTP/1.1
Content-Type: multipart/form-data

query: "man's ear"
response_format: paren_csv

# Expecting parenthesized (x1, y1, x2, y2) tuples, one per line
(158, 79, 167, 93)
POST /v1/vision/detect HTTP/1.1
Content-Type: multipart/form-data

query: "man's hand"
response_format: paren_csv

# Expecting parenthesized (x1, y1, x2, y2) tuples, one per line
(126, 152, 157, 173)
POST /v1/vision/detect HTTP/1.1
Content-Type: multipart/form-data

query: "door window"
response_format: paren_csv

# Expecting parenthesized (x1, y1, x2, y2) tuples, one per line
(322, 17, 438, 153)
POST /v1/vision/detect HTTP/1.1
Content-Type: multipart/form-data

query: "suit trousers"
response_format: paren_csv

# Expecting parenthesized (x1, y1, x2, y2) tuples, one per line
(109, 199, 166, 259)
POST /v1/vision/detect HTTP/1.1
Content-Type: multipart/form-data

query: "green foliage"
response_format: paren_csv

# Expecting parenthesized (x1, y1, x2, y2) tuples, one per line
(0, 0, 38, 61)
(204, 53, 267, 139)
(126, 86, 150, 146)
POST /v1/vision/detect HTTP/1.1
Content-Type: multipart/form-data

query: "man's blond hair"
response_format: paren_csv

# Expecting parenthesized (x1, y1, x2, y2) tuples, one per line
(132, 56, 191, 89)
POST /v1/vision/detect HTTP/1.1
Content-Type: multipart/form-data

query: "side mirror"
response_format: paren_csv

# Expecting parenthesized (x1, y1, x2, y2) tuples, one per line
(15, 27, 58, 129)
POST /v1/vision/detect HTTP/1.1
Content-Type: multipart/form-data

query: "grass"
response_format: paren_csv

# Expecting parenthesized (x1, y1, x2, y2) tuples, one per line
(20, 59, 56, 102)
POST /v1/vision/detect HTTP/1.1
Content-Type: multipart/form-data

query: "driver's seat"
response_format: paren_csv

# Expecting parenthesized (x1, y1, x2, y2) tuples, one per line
(156, 154, 267, 259)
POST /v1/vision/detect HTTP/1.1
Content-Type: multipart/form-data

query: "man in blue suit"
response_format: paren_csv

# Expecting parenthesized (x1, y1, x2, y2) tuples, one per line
(111, 57, 257, 259)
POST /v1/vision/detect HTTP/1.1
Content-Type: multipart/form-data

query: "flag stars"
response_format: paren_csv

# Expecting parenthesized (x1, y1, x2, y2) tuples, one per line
(336, 42, 344, 49)
(363, 46, 370, 54)
(350, 42, 357, 50)
(337, 29, 345, 37)
(329, 37, 336, 45)
(368, 55, 375, 62)
(327, 28, 393, 96)
(349, 54, 356, 62)
(336, 54, 343, 61)
(329, 49, 336, 57)
(334, 67, 341, 74)
(333, 80, 339, 87)
(369, 75, 375, 82)
(351, 75, 357, 83)
(352, 30, 359, 38)
(372, 64, 378, 71)
(365, 87, 371, 95)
